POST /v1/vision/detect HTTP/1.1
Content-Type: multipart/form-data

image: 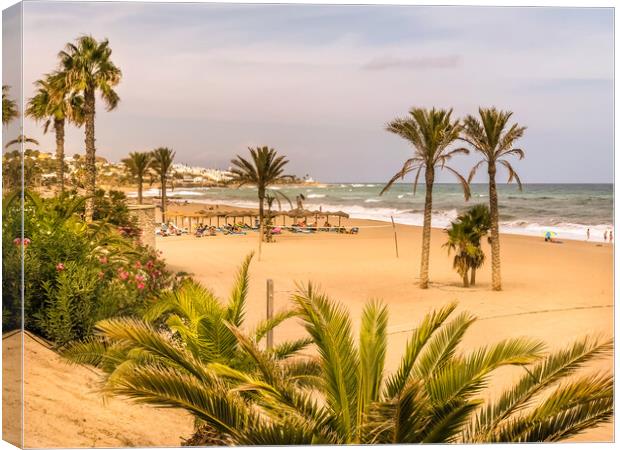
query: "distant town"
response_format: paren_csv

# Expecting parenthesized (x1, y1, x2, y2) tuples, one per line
(2, 148, 315, 191)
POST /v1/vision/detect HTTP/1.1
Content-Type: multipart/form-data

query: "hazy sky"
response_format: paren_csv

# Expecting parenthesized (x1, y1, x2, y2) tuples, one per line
(4, 2, 614, 182)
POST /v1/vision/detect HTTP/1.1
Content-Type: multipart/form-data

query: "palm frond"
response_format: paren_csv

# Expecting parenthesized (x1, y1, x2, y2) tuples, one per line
(226, 252, 254, 327)
(358, 299, 388, 416)
(293, 283, 360, 441)
(468, 335, 613, 442)
(384, 302, 458, 398)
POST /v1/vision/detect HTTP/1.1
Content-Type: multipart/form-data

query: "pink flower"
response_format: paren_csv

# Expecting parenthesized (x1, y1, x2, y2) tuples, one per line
(56, 263, 65, 271)
(135, 274, 145, 282)
(14, 238, 31, 247)
(99, 256, 108, 264)
(146, 260, 154, 269)
(118, 270, 129, 281)
(98, 271, 105, 279)
(134, 261, 142, 269)
(136, 282, 145, 290)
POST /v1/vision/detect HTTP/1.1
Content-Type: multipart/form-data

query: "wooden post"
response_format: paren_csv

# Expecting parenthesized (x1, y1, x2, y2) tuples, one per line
(391, 216, 399, 258)
(266, 279, 274, 350)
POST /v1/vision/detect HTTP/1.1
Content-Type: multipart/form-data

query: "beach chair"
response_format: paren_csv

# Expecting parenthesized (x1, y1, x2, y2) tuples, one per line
(348, 227, 359, 235)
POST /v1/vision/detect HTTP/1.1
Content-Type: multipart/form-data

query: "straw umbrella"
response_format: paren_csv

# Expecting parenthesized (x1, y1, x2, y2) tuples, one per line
(216, 211, 227, 227)
(332, 210, 350, 228)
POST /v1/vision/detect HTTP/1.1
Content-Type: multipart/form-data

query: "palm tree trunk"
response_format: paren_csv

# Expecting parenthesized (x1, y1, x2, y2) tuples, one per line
(462, 271, 470, 288)
(419, 168, 434, 289)
(488, 163, 502, 291)
(470, 267, 476, 286)
(161, 176, 167, 223)
(54, 118, 65, 194)
(83, 90, 96, 222)
(137, 173, 143, 204)
(258, 189, 264, 261)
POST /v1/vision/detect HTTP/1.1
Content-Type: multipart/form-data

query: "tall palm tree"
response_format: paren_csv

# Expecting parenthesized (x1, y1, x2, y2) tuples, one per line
(66, 282, 613, 444)
(122, 151, 152, 204)
(2, 85, 18, 126)
(381, 107, 470, 289)
(26, 72, 84, 193)
(58, 35, 122, 221)
(151, 147, 175, 223)
(461, 108, 526, 291)
(229, 146, 291, 260)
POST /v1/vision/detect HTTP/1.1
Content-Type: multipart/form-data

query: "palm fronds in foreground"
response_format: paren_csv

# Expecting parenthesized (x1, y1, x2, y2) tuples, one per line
(64, 275, 612, 444)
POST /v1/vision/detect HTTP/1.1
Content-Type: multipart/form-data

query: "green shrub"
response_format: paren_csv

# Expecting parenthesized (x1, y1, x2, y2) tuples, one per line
(2, 190, 173, 344)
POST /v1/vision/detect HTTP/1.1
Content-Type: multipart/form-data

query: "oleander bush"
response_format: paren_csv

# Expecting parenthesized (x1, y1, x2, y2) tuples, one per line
(2, 190, 172, 345)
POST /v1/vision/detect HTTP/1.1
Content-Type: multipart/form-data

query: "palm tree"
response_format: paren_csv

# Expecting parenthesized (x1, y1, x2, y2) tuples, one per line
(381, 107, 470, 289)
(58, 35, 122, 221)
(443, 205, 491, 287)
(229, 146, 291, 260)
(63, 253, 313, 444)
(66, 282, 613, 444)
(26, 72, 84, 193)
(443, 221, 474, 287)
(2, 85, 18, 126)
(150, 147, 175, 222)
(461, 108, 526, 291)
(460, 204, 491, 285)
(122, 151, 152, 204)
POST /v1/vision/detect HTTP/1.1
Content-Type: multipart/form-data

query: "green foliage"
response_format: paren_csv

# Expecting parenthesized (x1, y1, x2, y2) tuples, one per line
(2, 136, 45, 191)
(64, 253, 305, 375)
(91, 189, 140, 236)
(63, 272, 612, 444)
(1, 190, 172, 343)
(58, 35, 122, 112)
(462, 107, 526, 188)
(443, 204, 491, 286)
(2, 84, 18, 125)
(229, 146, 292, 248)
(380, 107, 470, 198)
(37, 262, 100, 345)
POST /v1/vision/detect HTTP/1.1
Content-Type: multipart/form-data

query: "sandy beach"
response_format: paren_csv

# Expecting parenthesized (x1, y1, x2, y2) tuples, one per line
(159, 203, 614, 441)
(7, 204, 613, 446)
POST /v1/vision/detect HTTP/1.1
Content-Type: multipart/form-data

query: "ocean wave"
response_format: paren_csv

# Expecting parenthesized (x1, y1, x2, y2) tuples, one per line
(169, 190, 205, 197)
(307, 194, 326, 199)
(364, 199, 381, 203)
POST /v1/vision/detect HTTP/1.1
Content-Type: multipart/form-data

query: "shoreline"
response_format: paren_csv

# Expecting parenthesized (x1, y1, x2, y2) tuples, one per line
(153, 197, 613, 244)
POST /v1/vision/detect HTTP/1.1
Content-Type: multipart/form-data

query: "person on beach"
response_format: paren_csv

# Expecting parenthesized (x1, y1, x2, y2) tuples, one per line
(604, 230, 608, 242)
(610, 230, 613, 243)
(587, 228, 590, 241)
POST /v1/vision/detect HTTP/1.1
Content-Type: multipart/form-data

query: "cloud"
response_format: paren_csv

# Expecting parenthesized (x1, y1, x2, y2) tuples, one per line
(362, 54, 461, 70)
(9, 3, 615, 183)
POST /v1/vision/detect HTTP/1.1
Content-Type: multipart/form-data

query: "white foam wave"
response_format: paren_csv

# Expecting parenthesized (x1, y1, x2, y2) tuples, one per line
(172, 191, 613, 243)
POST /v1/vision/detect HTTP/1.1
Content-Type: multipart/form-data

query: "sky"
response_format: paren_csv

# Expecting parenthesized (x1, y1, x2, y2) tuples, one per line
(3, 2, 615, 183)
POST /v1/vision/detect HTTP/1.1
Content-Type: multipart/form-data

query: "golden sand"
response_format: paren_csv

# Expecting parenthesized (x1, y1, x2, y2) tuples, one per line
(7, 205, 613, 446)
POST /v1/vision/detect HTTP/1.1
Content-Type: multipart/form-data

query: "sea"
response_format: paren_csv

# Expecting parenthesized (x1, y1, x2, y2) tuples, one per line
(133, 183, 614, 243)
